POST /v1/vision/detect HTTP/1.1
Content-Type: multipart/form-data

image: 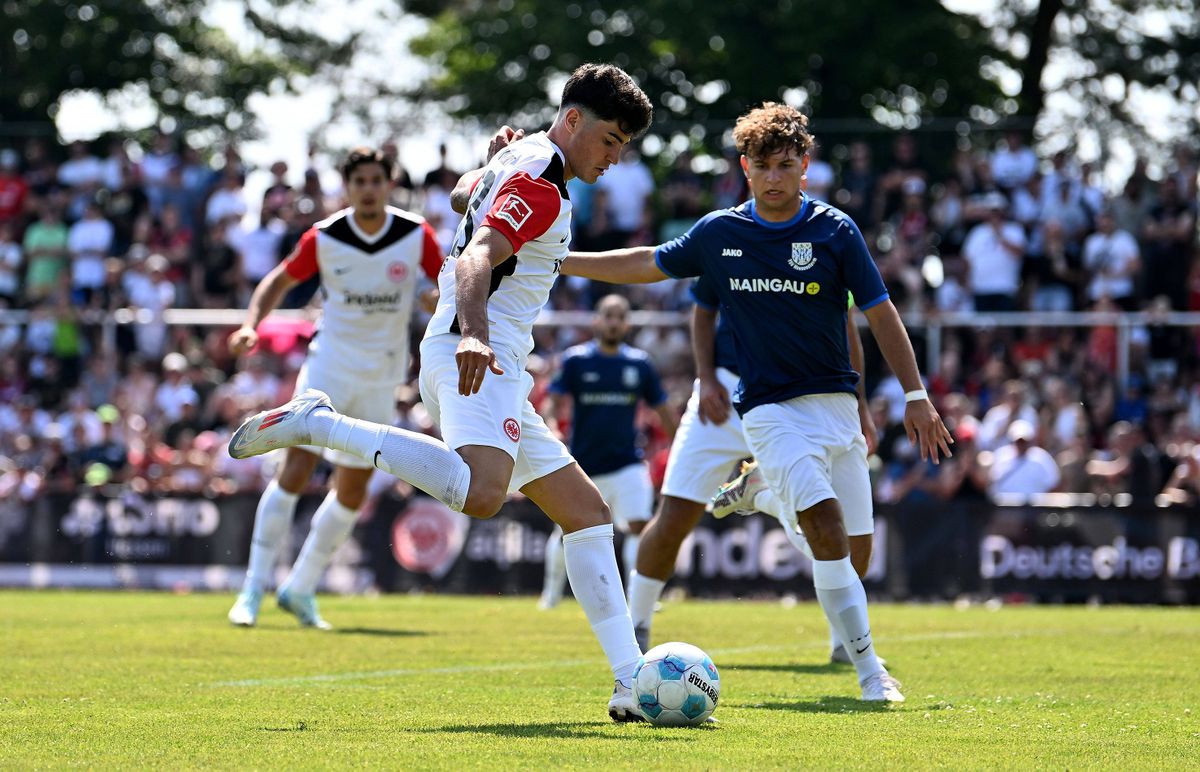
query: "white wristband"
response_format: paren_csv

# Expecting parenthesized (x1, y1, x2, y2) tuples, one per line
(904, 389, 928, 403)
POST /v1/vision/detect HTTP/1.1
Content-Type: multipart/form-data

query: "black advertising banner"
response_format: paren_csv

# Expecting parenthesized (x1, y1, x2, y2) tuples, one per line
(0, 491, 1196, 603)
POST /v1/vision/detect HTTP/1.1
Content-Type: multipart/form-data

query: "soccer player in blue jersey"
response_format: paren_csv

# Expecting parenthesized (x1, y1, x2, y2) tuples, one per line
(538, 294, 677, 609)
(562, 102, 953, 703)
(628, 277, 881, 666)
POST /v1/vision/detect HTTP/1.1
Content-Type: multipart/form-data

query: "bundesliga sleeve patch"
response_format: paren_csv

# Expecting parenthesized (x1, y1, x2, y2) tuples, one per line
(495, 194, 533, 231)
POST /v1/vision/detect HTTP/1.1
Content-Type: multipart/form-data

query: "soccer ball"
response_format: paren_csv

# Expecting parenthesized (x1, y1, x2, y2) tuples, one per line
(633, 641, 720, 726)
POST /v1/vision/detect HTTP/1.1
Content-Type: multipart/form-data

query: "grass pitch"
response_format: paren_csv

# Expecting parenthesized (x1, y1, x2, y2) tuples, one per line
(1, 591, 1197, 769)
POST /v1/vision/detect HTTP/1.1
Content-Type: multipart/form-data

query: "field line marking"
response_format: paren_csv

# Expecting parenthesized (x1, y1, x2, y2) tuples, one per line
(203, 629, 1011, 689)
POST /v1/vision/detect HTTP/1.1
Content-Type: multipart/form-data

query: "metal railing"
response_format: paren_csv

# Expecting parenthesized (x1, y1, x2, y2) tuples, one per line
(2, 308, 1198, 385)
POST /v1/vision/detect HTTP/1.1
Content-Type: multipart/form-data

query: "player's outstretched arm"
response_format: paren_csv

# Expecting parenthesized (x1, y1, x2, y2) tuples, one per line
(561, 246, 667, 284)
(229, 260, 300, 355)
(861, 299, 953, 464)
(454, 225, 513, 394)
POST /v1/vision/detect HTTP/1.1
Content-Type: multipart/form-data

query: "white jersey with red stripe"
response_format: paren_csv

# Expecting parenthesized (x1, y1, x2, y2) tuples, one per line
(283, 206, 442, 384)
(425, 131, 572, 360)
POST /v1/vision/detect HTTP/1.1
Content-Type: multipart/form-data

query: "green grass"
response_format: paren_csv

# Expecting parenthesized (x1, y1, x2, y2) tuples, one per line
(1, 591, 1197, 769)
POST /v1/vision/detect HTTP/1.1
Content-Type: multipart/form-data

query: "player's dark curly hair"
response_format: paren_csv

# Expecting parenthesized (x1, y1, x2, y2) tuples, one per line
(561, 63, 653, 138)
(733, 102, 815, 161)
(339, 147, 395, 181)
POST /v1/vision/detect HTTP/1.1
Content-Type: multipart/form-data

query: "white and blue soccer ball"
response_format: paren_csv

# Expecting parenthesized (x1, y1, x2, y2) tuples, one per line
(633, 641, 720, 726)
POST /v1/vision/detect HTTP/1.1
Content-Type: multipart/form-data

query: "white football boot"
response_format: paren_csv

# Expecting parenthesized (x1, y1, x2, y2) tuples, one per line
(607, 681, 645, 723)
(276, 587, 332, 630)
(228, 389, 333, 459)
(227, 589, 263, 627)
(709, 460, 768, 519)
(860, 671, 905, 703)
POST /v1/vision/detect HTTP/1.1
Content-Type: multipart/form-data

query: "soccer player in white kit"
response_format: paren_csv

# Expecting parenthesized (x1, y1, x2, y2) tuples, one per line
(229, 64, 655, 721)
(227, 148, 442, 629)
(559, 103, 954, 703)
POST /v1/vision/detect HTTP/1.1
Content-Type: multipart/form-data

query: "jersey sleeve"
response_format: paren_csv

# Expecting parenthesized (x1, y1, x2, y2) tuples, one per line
(282, 228, 319, 281)
(690, 275, 719, 309)
(419, 221, 443, 280)
(838, 220, 889, 311)
(481, 171, 561, 253)
(654, 215, 714, 279)
(640, 359, 667, 408)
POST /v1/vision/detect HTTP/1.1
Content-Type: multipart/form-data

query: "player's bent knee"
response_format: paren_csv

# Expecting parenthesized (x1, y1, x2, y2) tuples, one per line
(462, 484, 507, 519)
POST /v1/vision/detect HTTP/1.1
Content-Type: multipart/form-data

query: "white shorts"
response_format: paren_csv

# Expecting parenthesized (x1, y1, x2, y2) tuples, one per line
(741, 392, 874, 537)
(591, 462, 654, 531)
(419, 333, 574, 494)
(295, 363, 395, 470)
(660, 368, 751, 504)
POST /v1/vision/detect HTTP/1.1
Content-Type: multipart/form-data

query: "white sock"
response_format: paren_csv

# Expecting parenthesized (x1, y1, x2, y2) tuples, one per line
(309, 410, 470, 512)
(620, 532, 641, 591)
(244, 480, 299, 593)
(562, 523, 642, 684)
(812, 556, 883, 683)
(541, 526, 567, 605)
(284, 491, 358, 596)
(627, 571, 665, 631)
(753, 488, 788, 519)
(829, 623, 842, 652)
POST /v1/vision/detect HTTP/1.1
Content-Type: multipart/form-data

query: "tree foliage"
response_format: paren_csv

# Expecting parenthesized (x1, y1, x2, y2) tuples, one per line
(0, 0, 356, 134)
(1004, 0, 1200, 155)
(405, 0, 1011, 139)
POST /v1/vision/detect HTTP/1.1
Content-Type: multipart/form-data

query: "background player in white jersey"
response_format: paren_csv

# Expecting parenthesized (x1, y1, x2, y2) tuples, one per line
(559, 102, 953, 703)
(229, 64, 656, 721)
(227, 147, 442, 629)
(629, 279, 879, 666)
(538, 294, 677, 609)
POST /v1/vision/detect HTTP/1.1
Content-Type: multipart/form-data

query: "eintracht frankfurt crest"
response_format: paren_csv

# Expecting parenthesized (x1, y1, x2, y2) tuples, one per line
(789, 242, 815, 271)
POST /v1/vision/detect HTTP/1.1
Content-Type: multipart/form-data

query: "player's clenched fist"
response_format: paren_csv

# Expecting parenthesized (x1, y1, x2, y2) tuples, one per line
(228, 326, 258, 356)
(455, 336, 505, 395)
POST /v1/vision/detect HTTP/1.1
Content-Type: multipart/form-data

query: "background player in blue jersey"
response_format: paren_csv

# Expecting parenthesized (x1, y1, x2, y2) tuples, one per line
(562, 102, 952, 703)
(539, 294, 677, 609)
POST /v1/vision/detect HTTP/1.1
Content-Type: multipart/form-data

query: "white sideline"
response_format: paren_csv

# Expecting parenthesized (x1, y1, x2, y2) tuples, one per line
(204, 632, 998, 689)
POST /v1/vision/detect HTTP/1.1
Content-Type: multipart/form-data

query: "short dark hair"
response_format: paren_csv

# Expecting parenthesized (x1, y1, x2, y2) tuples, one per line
(733, 102, 815, 161)
(339, 147, 395, 181)
(561, 63, 653, 138)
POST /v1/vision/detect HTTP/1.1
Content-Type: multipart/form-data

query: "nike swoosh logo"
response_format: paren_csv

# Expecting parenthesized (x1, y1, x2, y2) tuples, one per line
(373, 450, 382, 468)
(333, 267, 351, 275)
(855, 644, 870, 654)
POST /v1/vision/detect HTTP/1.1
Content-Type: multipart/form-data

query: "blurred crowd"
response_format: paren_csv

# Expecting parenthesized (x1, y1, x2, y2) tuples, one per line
(0, 128, 1197, 509)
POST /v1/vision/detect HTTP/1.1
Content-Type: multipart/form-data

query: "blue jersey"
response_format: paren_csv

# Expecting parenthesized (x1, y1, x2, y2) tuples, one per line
(656, 196, 888, 415)
(550, 341, 667, 476)
(690, 276, 740, 376)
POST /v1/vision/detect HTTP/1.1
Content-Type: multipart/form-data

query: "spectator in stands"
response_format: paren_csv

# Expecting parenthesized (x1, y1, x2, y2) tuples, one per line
(1082, 208, 1141, 312)
(205, 168, 247, 225)
(1160, 443, 1200, 506)
(381, 140, 417, 210)
(804, 143, 834, 202)
(0, 148, 28, 226)
(262, 160, 294, 220)
(962, 192, 1026, 312)
(595, 143, 655, 250)
(1087, 421, 1162, 502)
(875, 132, 926, 224)
(990, 129, 1039, 194)
(978, 380, 1040, 451)
(228, 206, 284, 302)
(1141, 176, 1196, 310)
(0, 221, 21, 305)
(155, 352, 199, 423)
(1025, 219, 1082, 311)
(986, 419, 1061, 498)
(67, 198, 114, 306)
(711, 147, 748, 211)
